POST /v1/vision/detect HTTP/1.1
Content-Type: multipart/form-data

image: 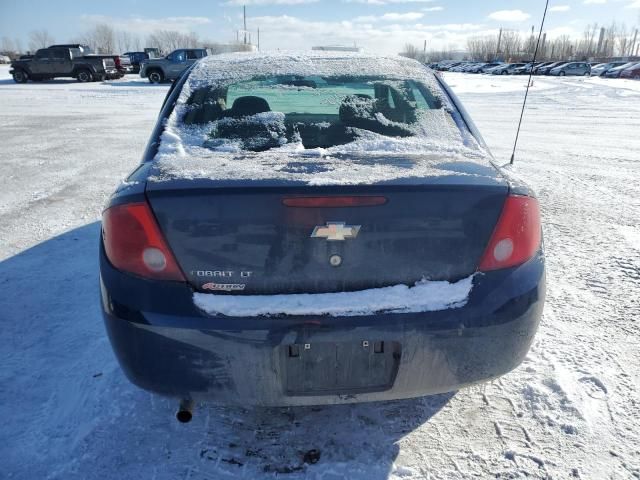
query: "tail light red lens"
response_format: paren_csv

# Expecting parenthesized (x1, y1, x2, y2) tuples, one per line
(102, 202, 185, 281)
(282, 196, 387, 208)
(478, 195, 541, 272)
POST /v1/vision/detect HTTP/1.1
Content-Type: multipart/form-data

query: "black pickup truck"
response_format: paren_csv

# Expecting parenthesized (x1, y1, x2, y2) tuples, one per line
(9, 46, 119, 83)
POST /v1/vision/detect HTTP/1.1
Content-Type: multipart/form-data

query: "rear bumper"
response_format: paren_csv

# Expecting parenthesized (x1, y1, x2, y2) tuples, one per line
(103, 69, 120, 80)
(100, 249, 545, 406)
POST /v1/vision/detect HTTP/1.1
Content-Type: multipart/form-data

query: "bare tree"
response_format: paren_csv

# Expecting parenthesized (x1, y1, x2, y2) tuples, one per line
(1, 37, 15, 54)
(28, 29, 54, 51)
(73, 24, 119, 53)
(146, 30, 200, 54)
(579, 23, 599, 57)
(551, 35, 573, 59)
(93, 24, 115, 53)
(14, 37, 23, 54)
(467, 35, 499, 61)
(400, 43, 420, 60)
(499, 31, 522, 61)
(117, 30, 141, 53)
(615, 23, 630, 57)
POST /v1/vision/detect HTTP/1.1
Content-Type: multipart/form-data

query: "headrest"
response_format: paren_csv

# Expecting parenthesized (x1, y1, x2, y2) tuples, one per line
(230, 96, 271, 118)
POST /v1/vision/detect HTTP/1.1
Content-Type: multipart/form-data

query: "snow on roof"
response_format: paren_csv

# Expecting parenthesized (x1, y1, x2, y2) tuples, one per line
(187, 51, 439, 88)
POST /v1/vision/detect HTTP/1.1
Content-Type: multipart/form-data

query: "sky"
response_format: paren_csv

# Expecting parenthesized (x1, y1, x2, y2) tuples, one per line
(1, 0, 639, 54)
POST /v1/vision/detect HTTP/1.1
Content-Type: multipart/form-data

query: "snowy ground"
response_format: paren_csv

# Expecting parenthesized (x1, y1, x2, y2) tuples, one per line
(1, 64, 639, 479)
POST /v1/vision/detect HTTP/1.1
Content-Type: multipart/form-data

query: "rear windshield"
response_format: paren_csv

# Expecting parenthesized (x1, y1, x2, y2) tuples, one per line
(176, 74, 461, 153)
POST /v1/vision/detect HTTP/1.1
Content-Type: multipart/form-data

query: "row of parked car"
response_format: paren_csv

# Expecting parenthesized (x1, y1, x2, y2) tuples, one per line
(7, 43, 206, 84)
(431, 60, 640, 79)
(8, 44, 156, 83)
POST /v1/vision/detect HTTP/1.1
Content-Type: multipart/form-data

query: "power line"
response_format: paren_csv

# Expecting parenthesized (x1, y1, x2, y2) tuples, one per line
(510, 0, 550, 165)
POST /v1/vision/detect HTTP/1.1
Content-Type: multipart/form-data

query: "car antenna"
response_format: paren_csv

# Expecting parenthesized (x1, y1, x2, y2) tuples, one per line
(510, 0, 550, 165)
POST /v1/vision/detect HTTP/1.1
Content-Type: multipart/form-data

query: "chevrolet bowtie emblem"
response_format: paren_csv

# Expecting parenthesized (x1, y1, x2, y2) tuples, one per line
(311, 222, 361, 241)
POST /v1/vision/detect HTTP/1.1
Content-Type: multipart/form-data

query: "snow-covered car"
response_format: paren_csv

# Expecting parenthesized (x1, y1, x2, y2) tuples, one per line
(0, 54, 10, 64)
(100, 52, 545, 418)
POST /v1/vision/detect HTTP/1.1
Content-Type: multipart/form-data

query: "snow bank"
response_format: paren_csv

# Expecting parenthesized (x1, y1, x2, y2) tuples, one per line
(193, 275, 474, 317)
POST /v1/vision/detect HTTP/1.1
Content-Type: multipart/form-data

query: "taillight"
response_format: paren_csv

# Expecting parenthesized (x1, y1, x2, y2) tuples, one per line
(282, 196, 387, 207)
(478, 195, 541, 272)
(102, 202, 185, 281)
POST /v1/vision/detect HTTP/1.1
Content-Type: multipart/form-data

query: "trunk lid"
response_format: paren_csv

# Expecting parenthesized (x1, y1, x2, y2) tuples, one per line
(146, 158, 508, 295)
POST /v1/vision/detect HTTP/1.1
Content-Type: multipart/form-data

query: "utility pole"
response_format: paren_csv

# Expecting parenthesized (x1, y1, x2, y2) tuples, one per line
(496, 28, 503, 59)
(243, 5, 247, 45)
(630, 29, 638, 57)
(596, 27, 605, 56)
(530, 25, 535, 57)
(258, 28, 260, 51)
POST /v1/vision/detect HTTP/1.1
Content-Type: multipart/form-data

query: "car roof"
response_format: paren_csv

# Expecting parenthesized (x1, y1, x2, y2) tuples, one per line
(187, 51, 433, 86)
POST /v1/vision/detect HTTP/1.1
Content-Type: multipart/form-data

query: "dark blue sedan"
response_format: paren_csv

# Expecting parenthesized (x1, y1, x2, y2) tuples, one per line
(100, 53, 544, 420)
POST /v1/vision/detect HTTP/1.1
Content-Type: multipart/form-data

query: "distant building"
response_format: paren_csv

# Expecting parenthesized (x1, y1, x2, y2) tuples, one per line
(312, 45, 364, 53)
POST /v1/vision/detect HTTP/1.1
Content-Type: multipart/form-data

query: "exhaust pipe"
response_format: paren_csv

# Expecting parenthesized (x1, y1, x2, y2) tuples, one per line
(176, 398, 194, 423)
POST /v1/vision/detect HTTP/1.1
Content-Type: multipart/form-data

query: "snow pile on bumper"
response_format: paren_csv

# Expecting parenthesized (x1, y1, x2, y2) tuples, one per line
(193, 275, 474, 317)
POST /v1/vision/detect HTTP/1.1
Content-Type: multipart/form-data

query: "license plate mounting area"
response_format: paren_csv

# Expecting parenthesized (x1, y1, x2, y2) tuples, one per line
(282, 340, 401, 396)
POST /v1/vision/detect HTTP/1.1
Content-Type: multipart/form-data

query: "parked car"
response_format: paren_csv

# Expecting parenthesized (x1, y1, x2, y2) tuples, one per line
(467, 62, 493, 73)
(481, 62, 503, 73)
(122, 51, 150, 74)
(517, 62, 547, 75)
(49, 43, 126, 79)
(9, 46, 119, 83)
(531, 62, 555, 74)
(619, 63, 640, 79)
(0, 54, 11, 64)
(115, 55, 133, 75)
(536, 62, 567, 75)
(512, 62, 535, 75)
(100, 52, 545, 415)
(603, 62, 639, 78)
(139, 48, 208, 83)
(491, 63, 525, 75)
(452, 63, 477, 72)
(434, 61, 462, 71)
(549, 62, 591, 76)
(590, 61, 628, 77)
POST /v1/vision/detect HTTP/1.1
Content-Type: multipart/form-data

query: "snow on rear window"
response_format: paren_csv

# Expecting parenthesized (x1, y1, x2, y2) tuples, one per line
(179, 75, 446, 152)
(152, 52, 492, 185)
